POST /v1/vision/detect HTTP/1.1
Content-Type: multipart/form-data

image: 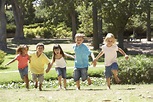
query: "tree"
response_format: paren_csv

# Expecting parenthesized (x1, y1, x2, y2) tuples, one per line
(0, 0, 7, 50)
(103, 0, 147, 49)
(146, 0, 151, 41)
(10, 0, 35, 40)
(11, 0, 25, 39)
(92, 1, 99, 50)
(40, 0, 77, 40)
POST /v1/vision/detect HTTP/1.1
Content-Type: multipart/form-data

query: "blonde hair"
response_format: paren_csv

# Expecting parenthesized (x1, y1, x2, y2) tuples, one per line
(75, 33, 85, 39)
(104, 33, 116, 44)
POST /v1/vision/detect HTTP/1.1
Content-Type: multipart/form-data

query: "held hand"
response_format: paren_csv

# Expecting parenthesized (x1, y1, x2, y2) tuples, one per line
(125, 55, 129, 60)
(45, 68, 50, 73)
(91, 60, 97, 67)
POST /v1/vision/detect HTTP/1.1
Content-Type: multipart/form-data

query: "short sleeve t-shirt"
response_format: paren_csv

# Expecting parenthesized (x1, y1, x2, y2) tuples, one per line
(29, 52, 50, 74)
(16, 54, 29, 69)
(102, 44, 118, 66)
(73, 43, 91, 68)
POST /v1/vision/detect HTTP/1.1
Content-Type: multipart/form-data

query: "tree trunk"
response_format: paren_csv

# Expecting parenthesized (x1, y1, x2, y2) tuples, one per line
(11, 0, 25, 40)
(71, 9, 77, 41)
(98, 4, 103, 44)
(92, 2, 99, 50)
(0, 0, 7, 50)
(117, 29, 124, 49)
(147, 0, 151, 41)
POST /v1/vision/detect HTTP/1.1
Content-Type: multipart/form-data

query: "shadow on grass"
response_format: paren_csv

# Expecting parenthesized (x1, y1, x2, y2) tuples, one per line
(0, 66, 9, 70)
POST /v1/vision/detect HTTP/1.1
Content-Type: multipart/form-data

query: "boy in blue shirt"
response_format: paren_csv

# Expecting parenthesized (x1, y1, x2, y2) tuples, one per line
(73, 33, 96, 90)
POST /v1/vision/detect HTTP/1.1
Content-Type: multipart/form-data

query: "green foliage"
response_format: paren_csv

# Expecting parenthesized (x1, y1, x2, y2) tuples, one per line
(118, 55, 153, 84)
(54, 22, 71, 38)
(0, 50, 6, 65)
(76, 2, 93, 36)
(24, 28, 36, 38)
(6, 24, 16, 33)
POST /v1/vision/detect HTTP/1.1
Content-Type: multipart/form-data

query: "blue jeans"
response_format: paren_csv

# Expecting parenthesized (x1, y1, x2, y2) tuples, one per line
(73, 67, 88, 82)
(18, 66, 28, 79)
(105, 63, 118, 78)
(55, 67, 66, 78)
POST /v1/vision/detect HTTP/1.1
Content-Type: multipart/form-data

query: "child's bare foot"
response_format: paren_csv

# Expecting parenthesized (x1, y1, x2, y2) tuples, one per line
(107, 86, 111, 90)
(76, 86, 80, 90)
(87, 78, 92, 85)
(39, 87, 42, 91)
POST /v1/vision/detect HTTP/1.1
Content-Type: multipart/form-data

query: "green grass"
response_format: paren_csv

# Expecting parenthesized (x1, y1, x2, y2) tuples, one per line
(0, 54, 104, 83)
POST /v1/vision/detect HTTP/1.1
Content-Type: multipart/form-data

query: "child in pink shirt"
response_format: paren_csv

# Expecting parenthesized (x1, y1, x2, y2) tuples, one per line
(5, 45, 30, 89)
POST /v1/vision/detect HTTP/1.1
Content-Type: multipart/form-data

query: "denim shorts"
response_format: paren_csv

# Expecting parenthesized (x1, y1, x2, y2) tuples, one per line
(73, 67, 88, 82)
(18, 66, 28, 79)
(32, 73, 44, 83)
(105, 62, 118, 78)
(55, 67, 66, 78)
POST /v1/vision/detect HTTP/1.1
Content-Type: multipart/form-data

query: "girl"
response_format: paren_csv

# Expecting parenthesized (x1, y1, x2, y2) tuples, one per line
(93, 33, 128, 89)
(46, 44, 74, 90)
(5, 45, 30, 89)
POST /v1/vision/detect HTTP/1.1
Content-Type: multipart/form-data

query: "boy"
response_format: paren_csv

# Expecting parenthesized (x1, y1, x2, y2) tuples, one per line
(73, 33, 96, 90)
(29, 43, 51, 91)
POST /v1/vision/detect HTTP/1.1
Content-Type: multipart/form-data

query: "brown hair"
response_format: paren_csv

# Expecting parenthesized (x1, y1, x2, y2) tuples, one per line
(16, 45, 25, 54)
(52, 44, 65, 62)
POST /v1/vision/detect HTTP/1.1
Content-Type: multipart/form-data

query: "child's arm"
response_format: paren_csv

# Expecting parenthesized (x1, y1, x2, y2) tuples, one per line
(5, 57, 17, 66)
(94, 50, 104, 61)
(64, 52, 74, 59)
(118, 48, 128, 60)
(46, 59, 54, 73)
(90, 52, 96, 67)
(92, 51, 104, 67)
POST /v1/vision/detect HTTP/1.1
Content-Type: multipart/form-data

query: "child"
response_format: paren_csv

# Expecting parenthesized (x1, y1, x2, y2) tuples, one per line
(46, 44, 74, 90)
(73, 33, 96, 90)
(5, 45, 30, 89)
(93, 33, 128, 89)
(29, 43, 51, 91)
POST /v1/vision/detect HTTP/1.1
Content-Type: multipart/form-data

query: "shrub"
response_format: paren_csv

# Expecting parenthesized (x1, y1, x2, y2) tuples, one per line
(118, 55, 153, 84)
(0, 50, 6, 65)
(24, 28, 36, 38)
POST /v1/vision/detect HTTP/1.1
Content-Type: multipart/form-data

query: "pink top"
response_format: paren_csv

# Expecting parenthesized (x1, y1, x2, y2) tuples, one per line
(16, 54, 29, 69)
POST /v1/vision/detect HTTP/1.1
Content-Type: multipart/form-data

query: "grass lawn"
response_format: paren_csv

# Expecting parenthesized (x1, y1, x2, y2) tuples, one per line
(0, 84, 153, 102)
(0, 54, 104, 83)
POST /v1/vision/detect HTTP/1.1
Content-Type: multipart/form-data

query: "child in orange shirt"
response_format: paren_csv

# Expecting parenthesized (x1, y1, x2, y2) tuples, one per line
(5, 45, 30, 89)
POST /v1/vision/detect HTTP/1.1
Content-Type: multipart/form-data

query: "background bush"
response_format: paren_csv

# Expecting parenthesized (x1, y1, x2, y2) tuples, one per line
(118, 55, 153, 84)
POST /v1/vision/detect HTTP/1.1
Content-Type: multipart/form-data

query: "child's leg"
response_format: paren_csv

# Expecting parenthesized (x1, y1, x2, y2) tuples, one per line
(111, 70, 121, 83)
(106, 77, 111, 89)
(58, 75, 62, 89)
(24, 75, 29, 89)
(76, 80, 80, 90)
(39, 83, 42, 91)
(87, 76, 92, 85)
(38, 74, 44, 91)
(35, 80, 38, 88)
(63, 78, 66, 89)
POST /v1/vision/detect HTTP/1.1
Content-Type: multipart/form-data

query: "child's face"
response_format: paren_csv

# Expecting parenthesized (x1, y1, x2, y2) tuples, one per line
(75, 37, 84, 46)
(106, 38, 114, 46)
(36, 46, 44, 53)
(21, 48, 26, 54)
(54, 48, 60, 55)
